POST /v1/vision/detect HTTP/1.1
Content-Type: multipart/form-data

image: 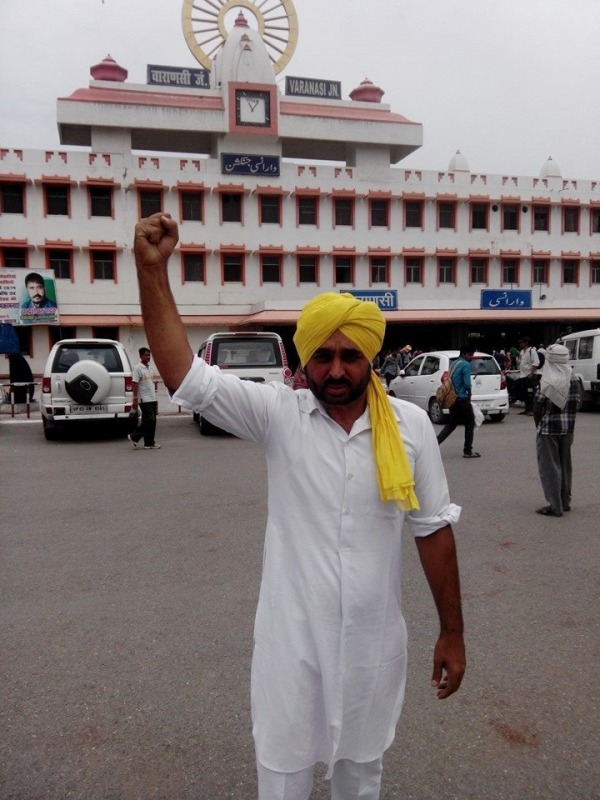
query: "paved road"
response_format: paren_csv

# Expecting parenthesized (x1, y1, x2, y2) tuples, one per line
(1, 406, 599, 800)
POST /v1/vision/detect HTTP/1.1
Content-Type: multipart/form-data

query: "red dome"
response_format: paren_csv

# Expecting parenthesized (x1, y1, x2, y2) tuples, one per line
(349, 78, 384, 103)
(90, 55, 128, 82)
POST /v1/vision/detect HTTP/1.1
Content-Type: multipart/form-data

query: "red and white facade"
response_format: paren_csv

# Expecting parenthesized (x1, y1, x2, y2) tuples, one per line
(1, 14, 599, 374)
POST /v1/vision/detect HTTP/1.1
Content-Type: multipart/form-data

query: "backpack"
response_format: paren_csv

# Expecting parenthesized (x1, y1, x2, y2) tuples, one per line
(435, 362, 459, 409)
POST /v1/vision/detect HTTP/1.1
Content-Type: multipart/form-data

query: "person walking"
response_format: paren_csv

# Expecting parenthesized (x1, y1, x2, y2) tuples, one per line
(128, 346, 161, 450)
(133, 212, 465, 800)
(380, 347, 399, 387)
(516, 337, 540, 415)
(437, 344, 480, 458)
(533, 344, 580, 517)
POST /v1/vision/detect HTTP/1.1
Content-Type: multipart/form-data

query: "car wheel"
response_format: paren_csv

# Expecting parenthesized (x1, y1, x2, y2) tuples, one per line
(428, 398, 445, 424)
(576, 381, 586, 412)
(489, 414, 505, 423)
(42, 417, 58, 441)
(199, 416, 216, 436)
(65, 359, 111, 404)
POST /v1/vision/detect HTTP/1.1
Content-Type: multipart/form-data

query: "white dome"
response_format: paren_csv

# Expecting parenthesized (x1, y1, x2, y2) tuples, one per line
(539, 156, 562, 179)
(448, 150, 470, 172)
(215, 12, 275, 86)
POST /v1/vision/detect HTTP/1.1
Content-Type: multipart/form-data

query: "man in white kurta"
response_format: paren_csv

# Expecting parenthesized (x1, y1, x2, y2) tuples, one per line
(174, 357, 460, 772)
(133, 213, 466, 800)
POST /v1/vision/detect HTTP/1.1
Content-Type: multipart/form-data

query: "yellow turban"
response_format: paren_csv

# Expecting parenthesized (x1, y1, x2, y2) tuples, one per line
(294, 292, 419, 511)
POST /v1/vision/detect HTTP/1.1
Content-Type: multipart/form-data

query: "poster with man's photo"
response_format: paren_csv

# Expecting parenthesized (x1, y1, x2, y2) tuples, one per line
(0, 269, 60, 325)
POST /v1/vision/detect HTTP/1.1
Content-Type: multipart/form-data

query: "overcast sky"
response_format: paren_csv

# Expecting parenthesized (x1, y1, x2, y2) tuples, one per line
(1, 0, 599, 180)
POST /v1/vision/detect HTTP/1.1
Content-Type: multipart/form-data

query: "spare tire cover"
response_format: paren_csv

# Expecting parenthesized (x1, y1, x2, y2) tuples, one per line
(65, 359, 112, 404)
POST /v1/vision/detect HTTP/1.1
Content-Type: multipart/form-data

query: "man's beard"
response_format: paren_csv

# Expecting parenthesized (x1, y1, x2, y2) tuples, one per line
(305, 366, 372, 406)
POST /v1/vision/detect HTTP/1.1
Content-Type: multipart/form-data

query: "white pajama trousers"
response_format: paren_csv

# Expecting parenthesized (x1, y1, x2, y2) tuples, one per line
(256, 757, 384, 800)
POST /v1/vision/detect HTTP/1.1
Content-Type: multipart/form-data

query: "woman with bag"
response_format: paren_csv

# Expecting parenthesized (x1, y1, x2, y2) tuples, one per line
(436, 344, 481, 458)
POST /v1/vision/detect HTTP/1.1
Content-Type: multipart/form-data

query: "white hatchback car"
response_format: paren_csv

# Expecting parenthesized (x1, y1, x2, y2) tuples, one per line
(41, 338, 137, 440)
(388, 350, 509, 424)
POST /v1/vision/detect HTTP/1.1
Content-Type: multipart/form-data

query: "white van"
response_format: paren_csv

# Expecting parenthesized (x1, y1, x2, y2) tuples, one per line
(556, 328, 600, 408)
(195, 331, 292, 434)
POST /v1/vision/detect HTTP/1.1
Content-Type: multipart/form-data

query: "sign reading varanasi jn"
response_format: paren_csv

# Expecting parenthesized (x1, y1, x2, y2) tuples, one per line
(343, 290, 398, 311)
(221, 154, 280, 176)
(147, 64, 210, 88)
(480, 290, 532, 310)
(285, 76, 342, 99)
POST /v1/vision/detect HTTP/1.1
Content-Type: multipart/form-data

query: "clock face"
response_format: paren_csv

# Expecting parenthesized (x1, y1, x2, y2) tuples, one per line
(235, 90, 271, 127)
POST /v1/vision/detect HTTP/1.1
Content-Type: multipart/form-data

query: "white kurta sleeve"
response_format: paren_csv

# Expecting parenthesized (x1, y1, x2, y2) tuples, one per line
(172, 355, 285, 442)
(403, 404, 461, 537)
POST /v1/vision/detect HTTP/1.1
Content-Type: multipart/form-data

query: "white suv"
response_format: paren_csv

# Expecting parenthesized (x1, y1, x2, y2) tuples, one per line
(195, 331, 292, 434)
(388, 350, 509, 424)
(41, 339, 137, 440)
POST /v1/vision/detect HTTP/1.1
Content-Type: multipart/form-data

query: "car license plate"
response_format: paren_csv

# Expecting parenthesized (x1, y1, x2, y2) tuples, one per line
(71, 404, 107, 413)
(477, 402, 491, 409)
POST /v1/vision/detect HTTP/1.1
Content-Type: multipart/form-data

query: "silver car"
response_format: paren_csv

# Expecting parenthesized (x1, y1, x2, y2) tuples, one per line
(388, 350, 509, 424)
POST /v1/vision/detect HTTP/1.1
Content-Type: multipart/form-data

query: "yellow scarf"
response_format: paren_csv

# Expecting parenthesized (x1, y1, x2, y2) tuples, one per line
(294, 293, 419, 511)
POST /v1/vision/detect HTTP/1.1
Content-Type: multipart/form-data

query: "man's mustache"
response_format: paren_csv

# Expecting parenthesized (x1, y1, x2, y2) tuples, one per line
(324, 378, 351, 388)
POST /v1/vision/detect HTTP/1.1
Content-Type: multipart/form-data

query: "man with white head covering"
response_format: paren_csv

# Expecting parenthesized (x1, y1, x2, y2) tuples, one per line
(132, 213, 466, 800)
(533, 343, 580, 517)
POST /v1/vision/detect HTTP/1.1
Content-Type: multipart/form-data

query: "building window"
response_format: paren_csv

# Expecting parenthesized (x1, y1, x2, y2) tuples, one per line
(183, 252, 205, 282)
(89, 185, 113, 217)
(369, 199, 389, 227)
(501, 258, 519, 285)
(261, 254, 281, 283)
(334, 256, 354, 284)
(181, 191, 203, 222)
(405, 200, 423, 228)
(438, 201, 456, 229)
(0, 182, 25, 213)
(370, 256, 389, 284)
(532, 259, 549, 284)
(223, 253, 244, 282)
(334, 197, 353, 226)
(45, 184, 70, 216)
(471, 203, 488, 230)
(591, 260, 600, 284)
(48, 249, 72, 280)
(139, 189, 162, 217)
(562, 259, 578, 284)
(502, 204, 519, 231)
(49, 326, 76, 346)
(259, 194, 281, 225)
(438, 257, 455, 284)
(93, 326, 119, 341)
(297, 195, 318, 225)
(15, 326, 33, 357)
(533, 205, 550, 232)
(91, 250, 115, 280)
(405, 257, 423, 284)
(470, 257, 487, 284)
(298, 254, 318, 283)
(563, 206, 579, 233)
(591, 208, 600, 234)
(221, 192, 243, 223)
(2, 247, 27, 268)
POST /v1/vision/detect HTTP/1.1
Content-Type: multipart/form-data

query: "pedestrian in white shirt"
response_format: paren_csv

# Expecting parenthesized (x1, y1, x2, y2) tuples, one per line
(133, 213, 466, 800)
(517, 336, 540, 415)
(128, 346, 161, 450)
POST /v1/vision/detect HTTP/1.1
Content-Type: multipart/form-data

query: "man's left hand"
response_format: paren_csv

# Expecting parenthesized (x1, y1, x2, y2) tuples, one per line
(431, 630, 466, 699)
